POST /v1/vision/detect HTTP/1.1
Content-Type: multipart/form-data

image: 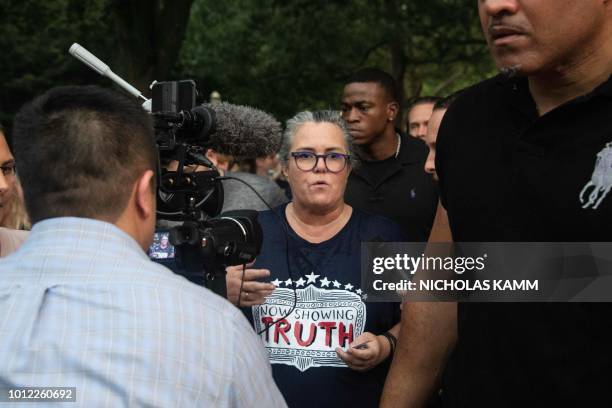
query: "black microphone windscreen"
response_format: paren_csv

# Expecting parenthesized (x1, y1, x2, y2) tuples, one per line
(203, 102, 282, 159)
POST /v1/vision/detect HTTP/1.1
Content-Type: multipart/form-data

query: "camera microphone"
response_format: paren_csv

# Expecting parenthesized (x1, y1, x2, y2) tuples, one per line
(156, 102, 281, 160)
(200, 102, 282, 159)
(69, 44, 281, 160)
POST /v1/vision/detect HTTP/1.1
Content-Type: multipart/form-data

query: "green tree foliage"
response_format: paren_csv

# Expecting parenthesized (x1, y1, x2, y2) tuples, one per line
(1, 0, 495, 128)
(0, 0, 196, 130)
(178, 0, 369, 120)
(178, 0, 495, 122)
(0, 0, 113, 127)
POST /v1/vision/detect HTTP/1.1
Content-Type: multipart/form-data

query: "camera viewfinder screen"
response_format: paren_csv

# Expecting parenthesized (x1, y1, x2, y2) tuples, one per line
(148, 231, 176, 260)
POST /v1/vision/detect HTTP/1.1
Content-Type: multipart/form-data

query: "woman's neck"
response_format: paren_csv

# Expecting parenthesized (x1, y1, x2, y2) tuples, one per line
(286, 202, 352, 243)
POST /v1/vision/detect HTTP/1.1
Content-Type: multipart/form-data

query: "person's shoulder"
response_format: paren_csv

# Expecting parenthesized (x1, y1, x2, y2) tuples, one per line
(232, 172, 285, 195)
(224, 172, 288, 207)
(140, 260, 246, 321)
(445, 74, 504, 118)
(398, 131, 428, 162)
(257, 203, 287, 225)
(119, 264, 255, 370)
(437, 75, 506, 153)
(458, 74, 503, 98)
(0, 227, 29, 257)
(227, 171, 273, 188)
(351, 208, 407, 241)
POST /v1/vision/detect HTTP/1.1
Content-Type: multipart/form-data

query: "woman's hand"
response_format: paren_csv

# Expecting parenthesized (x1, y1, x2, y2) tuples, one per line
(335, 331, 391, 372)
(226, 262, 276, 307)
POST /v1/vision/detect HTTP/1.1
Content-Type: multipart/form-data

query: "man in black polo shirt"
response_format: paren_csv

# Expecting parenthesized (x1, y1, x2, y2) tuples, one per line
(341, 68, 438, 241)
(382, 1, 612, 407)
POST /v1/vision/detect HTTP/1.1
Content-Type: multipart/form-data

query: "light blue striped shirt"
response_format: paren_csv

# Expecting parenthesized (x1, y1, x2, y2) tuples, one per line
(0, 217, 286, 407)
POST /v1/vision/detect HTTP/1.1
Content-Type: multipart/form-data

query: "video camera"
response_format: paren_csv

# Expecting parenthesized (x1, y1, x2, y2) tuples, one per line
(69, 44, 263, 296)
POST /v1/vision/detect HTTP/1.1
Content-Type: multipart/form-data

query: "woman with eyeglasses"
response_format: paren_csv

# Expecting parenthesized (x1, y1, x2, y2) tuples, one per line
(236, 110, 406, 407)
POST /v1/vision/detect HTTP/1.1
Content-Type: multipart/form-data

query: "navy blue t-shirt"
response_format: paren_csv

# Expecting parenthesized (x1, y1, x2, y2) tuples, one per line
(245, 204, 406, 407)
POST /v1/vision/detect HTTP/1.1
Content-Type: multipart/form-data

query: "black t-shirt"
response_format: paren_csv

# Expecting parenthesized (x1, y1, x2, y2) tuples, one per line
(345, 133, 438, 242)
(244, 205, 405, 408)
(436, 74, 612, 407)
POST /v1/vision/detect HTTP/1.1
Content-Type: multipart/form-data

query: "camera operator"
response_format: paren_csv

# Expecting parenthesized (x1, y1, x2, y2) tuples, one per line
(204, 147, 289, 212)
(0, 85, 286, 407)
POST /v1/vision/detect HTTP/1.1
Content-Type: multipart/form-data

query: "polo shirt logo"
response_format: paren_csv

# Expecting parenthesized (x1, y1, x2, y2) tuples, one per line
(580, 142, 612, 209)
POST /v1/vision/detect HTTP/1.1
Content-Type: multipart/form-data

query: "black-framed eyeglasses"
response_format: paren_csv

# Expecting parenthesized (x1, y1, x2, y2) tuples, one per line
(290, 151, 350, 173)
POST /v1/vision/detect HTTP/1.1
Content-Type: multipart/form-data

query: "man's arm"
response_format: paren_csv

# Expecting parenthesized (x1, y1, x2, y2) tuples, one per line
(427, 202, 452, 243)
(381, 204, 457, 407)
(380, 301, 456, 408)
(231, 309, 287, 407)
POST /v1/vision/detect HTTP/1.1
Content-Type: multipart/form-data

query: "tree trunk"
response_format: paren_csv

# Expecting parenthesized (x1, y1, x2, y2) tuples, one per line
(109, 0, 195, 95)
(390, 39, 406, 107)
(383, 0, 406, 128)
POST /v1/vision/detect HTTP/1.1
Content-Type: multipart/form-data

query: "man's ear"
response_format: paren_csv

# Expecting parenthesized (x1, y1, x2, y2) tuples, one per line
(135, 170, 155, 219)
(386, 101, 399, 122)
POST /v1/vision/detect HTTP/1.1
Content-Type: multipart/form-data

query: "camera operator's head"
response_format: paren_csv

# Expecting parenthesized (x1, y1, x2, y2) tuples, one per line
(12, 85, 158, 249)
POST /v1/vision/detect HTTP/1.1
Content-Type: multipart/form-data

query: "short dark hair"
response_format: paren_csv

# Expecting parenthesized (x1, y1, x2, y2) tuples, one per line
(407, 96, 442, 112)
(345, 68, 400, 103)
(12, 85, 157, 223)
(433, 91, 463, 112)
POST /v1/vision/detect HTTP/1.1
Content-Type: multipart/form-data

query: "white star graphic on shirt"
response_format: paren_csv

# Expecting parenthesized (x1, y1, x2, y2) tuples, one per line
(356, 289, 363, 295)
(320, 277, 331, 287)
(344, 283, 354, 291)
(362, 294, 368, 300)
(284, 278, 293, 287)
(271, 278, 282, 287)
(305, 272, 320, 284)
(295, 277, 306, 287)
(332, 280, 341, 288)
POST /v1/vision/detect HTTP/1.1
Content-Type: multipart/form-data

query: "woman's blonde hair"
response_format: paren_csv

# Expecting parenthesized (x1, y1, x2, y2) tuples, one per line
(0, 176, 30, 230)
